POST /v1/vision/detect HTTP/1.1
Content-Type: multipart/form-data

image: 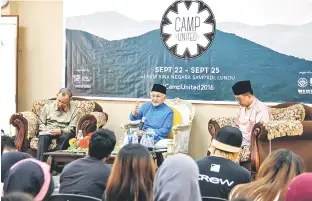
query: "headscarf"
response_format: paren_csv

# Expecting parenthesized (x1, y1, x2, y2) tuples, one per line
(3, 158, 54, 201)
(285, 173, 312, 201)
(1, 151, 33, 182)
(153, 154, 202, 201)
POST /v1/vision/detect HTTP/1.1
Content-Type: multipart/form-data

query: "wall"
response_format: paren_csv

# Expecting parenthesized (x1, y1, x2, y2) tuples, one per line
(2, 0, 240, 159)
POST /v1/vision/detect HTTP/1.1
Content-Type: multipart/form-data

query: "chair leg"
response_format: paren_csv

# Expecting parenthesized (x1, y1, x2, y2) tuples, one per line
(156, 152, 164, 167)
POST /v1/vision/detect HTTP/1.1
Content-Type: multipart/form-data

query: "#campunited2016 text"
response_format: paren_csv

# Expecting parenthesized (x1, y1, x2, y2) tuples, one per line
(164, 84, 215, 91)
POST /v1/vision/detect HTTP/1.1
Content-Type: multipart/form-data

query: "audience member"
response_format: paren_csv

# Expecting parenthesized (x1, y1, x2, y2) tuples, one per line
(105, 143, 156, 201)
(1, 136, 16, 153)
(1, 139, 4, 155)
(229, 149, 304, 201)
(197, 126, 251, 200)
(124, 83, 173, 147)
(37, 88, 79, 161)
(3, 158, 55, 201)
(59, 129, 116, 199)
(1, 192, 34, 201)
(154, 154, 202, 201)
(285, 173, 312, 201)
(231, 80, 270, 164)
(1, 151, 33, 182)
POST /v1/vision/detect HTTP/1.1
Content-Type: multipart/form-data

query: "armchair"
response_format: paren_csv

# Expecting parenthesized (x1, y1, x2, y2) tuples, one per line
(10, 97, 108, 155)
(251, 103, 312, 173)
(208, 102, 312, 172)
(121, 98, 195, 164)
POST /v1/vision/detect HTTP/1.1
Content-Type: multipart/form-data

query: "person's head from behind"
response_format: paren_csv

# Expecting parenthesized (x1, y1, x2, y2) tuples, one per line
(89, 129, 116, 162)
(106, 143, 156, 201)
(1, 136, 16, 153)
(209, 126, 242, 162)
(2, 192, 33, 201)
(154, 154, 202, 201)
(1, 151, 33, 182)
(230, 149, 304, 201)
(285, 173, 312, 201)
(56, 88, 72, 111)
(257, 149, 304, 181)
(232, 80, 254, 107)
(3, 158, 55, 201)
(150, 84, 167, 106)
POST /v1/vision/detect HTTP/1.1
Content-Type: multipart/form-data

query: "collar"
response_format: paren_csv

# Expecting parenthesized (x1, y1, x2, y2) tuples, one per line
(152, 103, 165, 109)
(247, 97, 257, 109)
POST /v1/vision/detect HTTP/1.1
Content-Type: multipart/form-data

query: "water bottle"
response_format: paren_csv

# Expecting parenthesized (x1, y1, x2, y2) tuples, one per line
(132, 132, 139, 144)
(77, 130, 83, 140)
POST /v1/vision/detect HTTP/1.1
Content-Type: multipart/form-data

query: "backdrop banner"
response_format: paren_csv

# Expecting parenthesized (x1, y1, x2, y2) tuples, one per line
(64, 0, 312, 103)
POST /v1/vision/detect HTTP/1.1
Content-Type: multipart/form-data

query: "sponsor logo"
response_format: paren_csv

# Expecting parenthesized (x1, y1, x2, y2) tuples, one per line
(298, 78, 308, 88)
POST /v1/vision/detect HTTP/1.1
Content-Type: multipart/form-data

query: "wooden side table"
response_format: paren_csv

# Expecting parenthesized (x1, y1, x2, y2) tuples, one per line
(43, 151, 117, 172)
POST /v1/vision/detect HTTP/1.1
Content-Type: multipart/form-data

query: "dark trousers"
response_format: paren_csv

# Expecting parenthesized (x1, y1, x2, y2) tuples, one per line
(37, 133, 74, 161)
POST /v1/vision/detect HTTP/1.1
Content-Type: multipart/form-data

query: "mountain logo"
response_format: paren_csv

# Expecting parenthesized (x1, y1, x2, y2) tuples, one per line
(160, 0, 216, 59)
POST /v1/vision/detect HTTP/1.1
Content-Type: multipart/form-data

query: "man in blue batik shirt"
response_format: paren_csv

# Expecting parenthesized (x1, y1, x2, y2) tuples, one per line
(124, 84, 174, 148)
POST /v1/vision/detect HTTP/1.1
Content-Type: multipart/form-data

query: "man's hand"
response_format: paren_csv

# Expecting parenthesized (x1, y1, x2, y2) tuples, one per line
(51, 129, 62, 135)
(132, 102, 140, 117)
(135, 130, 146, 136)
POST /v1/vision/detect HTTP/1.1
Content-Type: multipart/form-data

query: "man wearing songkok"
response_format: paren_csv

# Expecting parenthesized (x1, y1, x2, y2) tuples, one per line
(197, 126, 251, 200)
(123, 84, 174, 148)
(232, 80, 270, 163)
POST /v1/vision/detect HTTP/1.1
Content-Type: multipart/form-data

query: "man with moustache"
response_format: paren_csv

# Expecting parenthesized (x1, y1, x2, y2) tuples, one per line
(123, 84, 174, 148)
(36, 88, 79, 161)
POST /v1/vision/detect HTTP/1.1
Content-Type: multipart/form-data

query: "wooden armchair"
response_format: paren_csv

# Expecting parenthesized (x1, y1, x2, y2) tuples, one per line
(10, 97, 108, 155)
(251, 103, 312, 173)
(208, 102, 312, 172)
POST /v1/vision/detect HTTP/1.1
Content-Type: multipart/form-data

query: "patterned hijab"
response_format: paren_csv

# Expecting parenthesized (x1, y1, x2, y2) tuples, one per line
(154, 154, 202, 201)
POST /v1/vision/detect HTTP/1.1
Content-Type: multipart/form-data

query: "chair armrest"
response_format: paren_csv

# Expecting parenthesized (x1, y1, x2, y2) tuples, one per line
(251, 120, 308, 173)
(208, 117, 236, 139)
(173, 123, 191, 132)
(10, 111, 39, 151)
(77, 111, 108, 137)
(120, 120, 141, 131)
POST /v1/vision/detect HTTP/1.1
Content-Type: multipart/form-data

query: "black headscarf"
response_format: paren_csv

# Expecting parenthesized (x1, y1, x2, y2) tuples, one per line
(3, 158, 55, 201)
(1, 151, 33, 182)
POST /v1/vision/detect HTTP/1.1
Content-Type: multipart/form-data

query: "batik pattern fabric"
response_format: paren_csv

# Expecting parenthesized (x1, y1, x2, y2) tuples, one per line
(123, 128, 163, 148)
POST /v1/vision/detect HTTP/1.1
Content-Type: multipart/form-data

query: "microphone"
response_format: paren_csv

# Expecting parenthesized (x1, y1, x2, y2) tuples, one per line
(139, 117, 145, 131)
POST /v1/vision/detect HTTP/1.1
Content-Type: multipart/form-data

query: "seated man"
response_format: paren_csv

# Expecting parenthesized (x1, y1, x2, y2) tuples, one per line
(197, 126, 251, 200)
(1, 136, 16, 153)
(232, 80, 270, 163)
(36, 88, 79, 161)
(59, 129, 116, 199)
(123, 84, 174, 148)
